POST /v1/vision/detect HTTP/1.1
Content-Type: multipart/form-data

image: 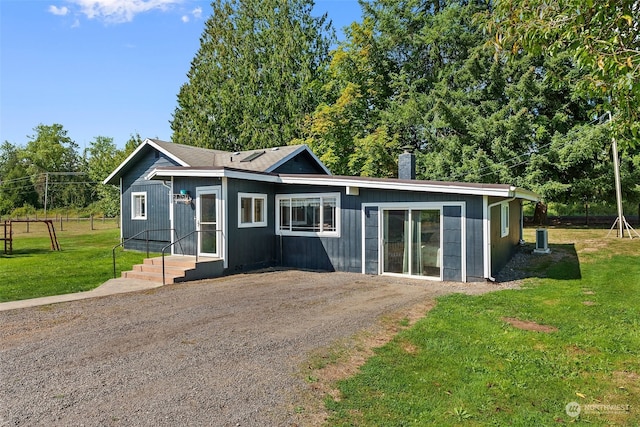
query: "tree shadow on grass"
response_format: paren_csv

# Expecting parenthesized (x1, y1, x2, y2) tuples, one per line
(495, 243, 581, 282)
(1, 248, 58, 258)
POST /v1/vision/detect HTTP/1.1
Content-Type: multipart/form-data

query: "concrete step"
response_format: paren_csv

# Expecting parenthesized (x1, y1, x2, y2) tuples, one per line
(121, 256, 224, 285)
(144, 257, 197, 269)
(131, 263, 189, 277)
(121, 270, 181, 284)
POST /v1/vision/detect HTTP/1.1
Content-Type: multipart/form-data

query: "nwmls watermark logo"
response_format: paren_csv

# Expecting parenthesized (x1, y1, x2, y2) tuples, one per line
(565, 402, 581, 417)
(566, 401, 631, 418)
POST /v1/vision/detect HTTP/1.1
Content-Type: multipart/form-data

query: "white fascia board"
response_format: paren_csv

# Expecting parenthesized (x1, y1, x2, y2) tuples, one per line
(103, 138, 190, 185)
(280, 176, 515, 198)
(146, 167, 281, 183)
(265, 144, 332, 175)
(512, 187, 540, 202)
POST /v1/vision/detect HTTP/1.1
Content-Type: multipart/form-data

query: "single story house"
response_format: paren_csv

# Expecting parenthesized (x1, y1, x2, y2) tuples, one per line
(104, 138, 539, 282)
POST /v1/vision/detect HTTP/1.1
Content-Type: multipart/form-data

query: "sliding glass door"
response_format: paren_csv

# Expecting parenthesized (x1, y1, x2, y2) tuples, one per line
(383, 209, 441, 278)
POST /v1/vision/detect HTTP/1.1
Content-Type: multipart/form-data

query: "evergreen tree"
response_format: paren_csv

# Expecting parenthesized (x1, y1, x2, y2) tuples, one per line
(171, 0, 333, 151)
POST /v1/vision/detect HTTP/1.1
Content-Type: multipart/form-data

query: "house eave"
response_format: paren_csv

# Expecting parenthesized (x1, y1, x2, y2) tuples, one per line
(103, 138, 190, 185)
(146, 167, 282, 183)
(280, 175, 540, 199)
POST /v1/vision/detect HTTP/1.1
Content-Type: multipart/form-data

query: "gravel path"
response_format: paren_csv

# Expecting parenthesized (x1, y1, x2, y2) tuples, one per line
(0, 270, 514, 426)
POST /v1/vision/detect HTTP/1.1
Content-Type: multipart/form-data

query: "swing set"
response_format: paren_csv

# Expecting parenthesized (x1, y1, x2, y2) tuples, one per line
(1, 220, 61, 255)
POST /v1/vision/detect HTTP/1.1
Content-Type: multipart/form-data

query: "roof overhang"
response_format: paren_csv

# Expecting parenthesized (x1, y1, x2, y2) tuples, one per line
(146, 167, 540, 200)
(146, 166, 282, 183)
(281, 175, 540, 200)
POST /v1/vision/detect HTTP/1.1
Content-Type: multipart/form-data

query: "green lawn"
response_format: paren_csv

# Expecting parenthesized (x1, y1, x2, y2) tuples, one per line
(0, 221, 153, 302)
(325, 229, 640, 426)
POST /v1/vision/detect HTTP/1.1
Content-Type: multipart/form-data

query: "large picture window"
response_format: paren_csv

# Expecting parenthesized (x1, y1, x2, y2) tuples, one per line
(238, 193, 267, 227)
(276, 193, 340, 236)
(131, 191, 147, 220)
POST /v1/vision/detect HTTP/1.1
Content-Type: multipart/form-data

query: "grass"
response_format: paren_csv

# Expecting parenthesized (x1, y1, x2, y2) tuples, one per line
(0, 220, 154, 302)
(325, 228, 640, 426)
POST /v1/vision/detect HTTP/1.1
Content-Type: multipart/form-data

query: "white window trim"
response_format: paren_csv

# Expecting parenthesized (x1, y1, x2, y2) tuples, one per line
(131, 191, 147, 220)
(238, 192, 267, 228)
(275, 192, 341, 237)
(501, 202, 510, 237)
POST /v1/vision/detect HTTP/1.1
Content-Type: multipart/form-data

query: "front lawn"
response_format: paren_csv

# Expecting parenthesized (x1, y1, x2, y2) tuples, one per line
(325, 228, 640, 425)
(0, 221, 152, 302)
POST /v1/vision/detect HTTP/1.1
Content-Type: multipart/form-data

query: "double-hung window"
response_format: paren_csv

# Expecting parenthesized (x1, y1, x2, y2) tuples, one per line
(238, 193, 267, 227)
(131, 192, 147, 220)
(276, 193, 340, 237)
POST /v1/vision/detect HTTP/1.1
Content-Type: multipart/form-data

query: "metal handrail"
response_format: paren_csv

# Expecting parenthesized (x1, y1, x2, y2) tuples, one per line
(160, 229, 222, 285)
(112, 228, 181, 278)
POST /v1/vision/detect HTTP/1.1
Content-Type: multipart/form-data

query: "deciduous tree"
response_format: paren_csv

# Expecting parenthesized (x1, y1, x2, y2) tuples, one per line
(489, 0, 640, 148)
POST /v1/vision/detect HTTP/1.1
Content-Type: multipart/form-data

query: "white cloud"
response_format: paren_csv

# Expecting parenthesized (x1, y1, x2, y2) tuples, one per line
(182, 6, 202, 23)
(49, 5, 70, 16)
(69, 0, 183, 23)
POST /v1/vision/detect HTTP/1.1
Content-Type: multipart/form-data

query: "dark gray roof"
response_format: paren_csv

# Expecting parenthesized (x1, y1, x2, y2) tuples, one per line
(104, 138, 330, 184)
(148, 139, 315, 172)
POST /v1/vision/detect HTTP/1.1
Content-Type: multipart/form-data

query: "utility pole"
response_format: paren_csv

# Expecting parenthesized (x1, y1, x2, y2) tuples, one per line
(605, 112, 639, 238)
(610, 112, 624, 238)
(44, 172, 49, 219)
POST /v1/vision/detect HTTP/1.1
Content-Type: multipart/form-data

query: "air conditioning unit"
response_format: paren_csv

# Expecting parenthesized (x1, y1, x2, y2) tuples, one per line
(534, 228, 551, 254)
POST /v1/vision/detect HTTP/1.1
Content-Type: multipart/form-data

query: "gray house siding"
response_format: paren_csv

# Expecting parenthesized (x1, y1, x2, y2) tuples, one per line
(356, 189, 484, 281)
(364, 206, 379, 274)
(490, 198, 521, 274)
(121, 150, 178, 252)
(272, 184, 486, 281)
(170, 177, 222, 256)
(226, 178, 278, 272)
(442, 205, 462, 281)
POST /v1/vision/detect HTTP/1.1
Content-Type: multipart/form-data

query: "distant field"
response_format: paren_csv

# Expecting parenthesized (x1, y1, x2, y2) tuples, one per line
(0, 220, 152, 302)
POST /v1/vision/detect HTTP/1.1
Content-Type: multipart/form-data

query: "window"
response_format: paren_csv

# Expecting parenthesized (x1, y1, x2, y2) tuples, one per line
(132, 192, 147, 220)
(238, 193, 267, 227)
(276, 193, 340, 236)
(501, 202, 510, 237)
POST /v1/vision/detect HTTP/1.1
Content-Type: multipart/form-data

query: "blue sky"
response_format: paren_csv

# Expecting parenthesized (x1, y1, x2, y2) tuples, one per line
(0, 0, 362, 150)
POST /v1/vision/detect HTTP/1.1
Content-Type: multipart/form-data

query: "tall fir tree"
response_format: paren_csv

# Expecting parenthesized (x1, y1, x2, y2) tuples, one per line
(171, 0, 334, 151)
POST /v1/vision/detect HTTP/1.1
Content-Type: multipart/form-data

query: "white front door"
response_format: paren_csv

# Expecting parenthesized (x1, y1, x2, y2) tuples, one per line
(196, 187, 221, 257)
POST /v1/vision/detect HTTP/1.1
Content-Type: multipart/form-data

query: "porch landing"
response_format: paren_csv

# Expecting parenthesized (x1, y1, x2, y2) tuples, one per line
(122, 255, 224, 284)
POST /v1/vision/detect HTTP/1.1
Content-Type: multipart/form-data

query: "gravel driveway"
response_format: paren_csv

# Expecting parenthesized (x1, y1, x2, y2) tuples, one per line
(0, 270, 512, 426)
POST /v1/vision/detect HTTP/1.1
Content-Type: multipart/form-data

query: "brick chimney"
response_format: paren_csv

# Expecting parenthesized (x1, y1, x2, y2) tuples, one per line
(398, 145, 415, 180)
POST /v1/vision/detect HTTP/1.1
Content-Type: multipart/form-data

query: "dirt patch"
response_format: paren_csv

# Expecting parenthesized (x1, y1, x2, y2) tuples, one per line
(502, 317, 559, 333)
(295, 300, 434, 425)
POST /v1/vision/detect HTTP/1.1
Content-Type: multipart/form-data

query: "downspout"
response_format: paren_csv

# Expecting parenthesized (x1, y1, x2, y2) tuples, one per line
(519, 200, 525, 245)
(485, 196, 516, 282)
(119, 177, 123, 240)
(161, 180, 173, 255)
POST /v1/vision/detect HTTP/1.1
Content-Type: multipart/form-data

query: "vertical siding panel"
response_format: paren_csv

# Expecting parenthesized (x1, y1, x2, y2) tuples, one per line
(122, 150, 178, 251)
(442, 206, 462, 281)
